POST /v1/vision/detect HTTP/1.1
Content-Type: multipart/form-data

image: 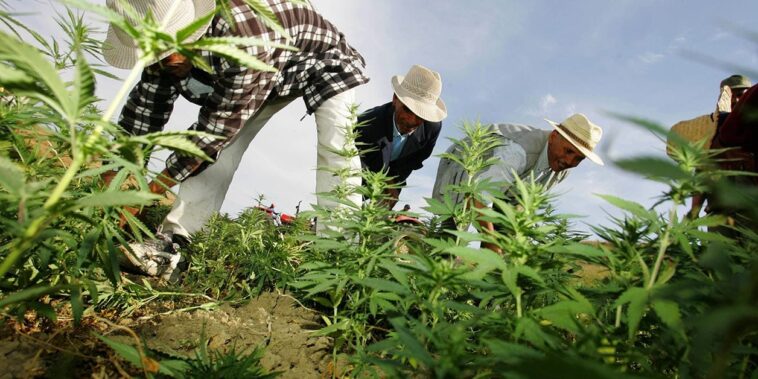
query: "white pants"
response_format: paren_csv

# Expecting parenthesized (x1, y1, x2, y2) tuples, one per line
(161, 89, 361, 238)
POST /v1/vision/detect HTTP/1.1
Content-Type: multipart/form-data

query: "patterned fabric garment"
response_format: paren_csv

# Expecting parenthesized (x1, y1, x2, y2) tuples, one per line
(118, 0, 369, 181)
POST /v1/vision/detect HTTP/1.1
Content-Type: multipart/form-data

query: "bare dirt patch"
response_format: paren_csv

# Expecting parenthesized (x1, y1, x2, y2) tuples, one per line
(0, 291, 333, 378)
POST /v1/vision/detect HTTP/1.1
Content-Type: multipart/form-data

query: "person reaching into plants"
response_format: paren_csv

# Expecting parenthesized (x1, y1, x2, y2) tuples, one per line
(666, 74, 752, 219)
(707, 82, 758, 235)
(100, 0, 369, 281)
(356, 64, 447, 210)
(431, 113, 605, 253)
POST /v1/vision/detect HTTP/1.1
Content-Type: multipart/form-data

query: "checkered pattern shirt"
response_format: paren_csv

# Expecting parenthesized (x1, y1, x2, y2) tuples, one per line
(118, 0, 369, 181)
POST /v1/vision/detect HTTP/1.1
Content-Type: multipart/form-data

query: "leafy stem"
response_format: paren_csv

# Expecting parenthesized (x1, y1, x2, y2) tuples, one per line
(647, 208, 674, 289)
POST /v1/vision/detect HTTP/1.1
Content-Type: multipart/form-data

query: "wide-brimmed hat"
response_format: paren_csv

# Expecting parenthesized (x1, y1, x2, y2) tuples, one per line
(103, 0, 216, 69)
(720, 74, 752, 90)
(391, 64, 447, 122)
(544, 113, 604, 165)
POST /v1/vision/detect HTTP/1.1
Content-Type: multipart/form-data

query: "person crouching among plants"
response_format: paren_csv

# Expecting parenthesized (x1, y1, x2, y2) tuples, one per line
(431, 113, 605, 253)
(100, 0, 369, 281)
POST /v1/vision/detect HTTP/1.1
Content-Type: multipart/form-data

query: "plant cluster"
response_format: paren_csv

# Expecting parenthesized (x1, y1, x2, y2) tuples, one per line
(0, 1, 756, 378)
(291, 120, 757, 378)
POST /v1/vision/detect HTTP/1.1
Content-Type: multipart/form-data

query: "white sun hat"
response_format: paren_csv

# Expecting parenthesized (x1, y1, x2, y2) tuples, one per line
(544, 113, 604, 165)
(391, 64, 447, 122)
(102, 0, 216, 69)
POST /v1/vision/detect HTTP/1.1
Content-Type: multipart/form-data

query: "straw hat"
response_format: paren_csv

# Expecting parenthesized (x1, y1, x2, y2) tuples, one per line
(544, 113, 604, 165)
(391, 65, 447, 122)
(102, 0, 216, 69)
(720, 74, 752, 90)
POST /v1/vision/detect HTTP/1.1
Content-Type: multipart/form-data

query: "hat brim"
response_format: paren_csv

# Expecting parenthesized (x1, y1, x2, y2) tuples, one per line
(391, 75, 447, 122)
(545, 118, 604, 166)
(102, 0, 216, 69)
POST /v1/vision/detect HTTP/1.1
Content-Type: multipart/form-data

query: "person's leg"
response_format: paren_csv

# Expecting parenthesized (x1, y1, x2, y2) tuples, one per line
(313, 89, 362, 212)
(161, 97, 293, 239)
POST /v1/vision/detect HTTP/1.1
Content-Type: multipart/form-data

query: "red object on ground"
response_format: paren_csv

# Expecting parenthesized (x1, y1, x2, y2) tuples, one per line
(280, 213, 296, 224)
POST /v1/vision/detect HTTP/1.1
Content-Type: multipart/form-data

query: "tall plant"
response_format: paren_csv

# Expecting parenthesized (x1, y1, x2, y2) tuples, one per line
(0, 0, 296, 320)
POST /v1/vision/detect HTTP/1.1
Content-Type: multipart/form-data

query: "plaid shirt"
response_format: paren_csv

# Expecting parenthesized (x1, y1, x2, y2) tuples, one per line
(119, 0, 369, 181)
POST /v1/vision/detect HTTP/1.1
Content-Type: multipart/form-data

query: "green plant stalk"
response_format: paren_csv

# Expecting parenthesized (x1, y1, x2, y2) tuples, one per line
(646, 209, 673, 289)
(4, 0, 183, 277)
(44, 59, 148, 210)
(0, 216, 49, 277)
(44, 0, 183, 209)
(0, 60, 148, 278)
(615, 305, 622, 328)
(516, 290, 522, 319)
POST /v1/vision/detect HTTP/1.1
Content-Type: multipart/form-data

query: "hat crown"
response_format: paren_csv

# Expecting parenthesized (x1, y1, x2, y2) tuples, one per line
(720, 74, 752, 90)
(103, 0, 214, 69)
(398, 64, 442, 104)
(107, 0, 195, 26)
(560, 113, 602, 149)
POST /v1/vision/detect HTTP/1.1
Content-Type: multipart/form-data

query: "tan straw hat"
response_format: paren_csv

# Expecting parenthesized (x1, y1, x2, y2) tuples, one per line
(544, 113, 604, 165)
(102, 0, 216, 69)
(391, 64, 447, 122)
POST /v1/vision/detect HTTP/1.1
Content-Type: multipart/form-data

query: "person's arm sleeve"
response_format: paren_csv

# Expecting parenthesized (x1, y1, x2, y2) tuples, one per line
(118, 67, 180, 136)
(164, 60, 273, 182)
(476, 141, 527, 202)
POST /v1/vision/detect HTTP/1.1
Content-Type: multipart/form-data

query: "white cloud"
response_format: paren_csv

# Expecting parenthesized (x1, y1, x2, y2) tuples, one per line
(539, 94, 557, 113)
(638, 52, 665, 64)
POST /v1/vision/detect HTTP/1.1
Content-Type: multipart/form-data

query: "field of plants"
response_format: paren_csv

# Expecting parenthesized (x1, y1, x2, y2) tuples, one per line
(0, 1, 757, 378)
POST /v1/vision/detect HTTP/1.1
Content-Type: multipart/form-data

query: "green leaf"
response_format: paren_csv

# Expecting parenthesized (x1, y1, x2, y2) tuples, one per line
(356, 277, 410, 295)
(610, 113, 671, 137)
(95, 333, 172, 374)
(537, 301, 590, 333)
(615, 157, 689, 181)
(70, 285, 84, 324)
(388, 318, 434, 367)
(312, 319, 349, 336)
(614, 287, 649, 339)
(69, 49, 97, 120)
(656, 260, 677, 285)
(0, 285, 66, 308)
(547, 242, 607, 260)
(193, 36, 296, 51)
(445, 246, 505, 271)
(0, 63, 33, 85)
(651, 299, 685, 340)
(76, 191, 160, 208)
(197, 43, 277, 72)
(0, 156, 25, 195)
(514, 265, 545, 286)
(242, 0, 293, 41)
(145, 134, 215, 161)
(175, 7, 216, 42)
(596, 194, 657, 222)
(501, 268, 521, 297)
(0, 31, 71, 120)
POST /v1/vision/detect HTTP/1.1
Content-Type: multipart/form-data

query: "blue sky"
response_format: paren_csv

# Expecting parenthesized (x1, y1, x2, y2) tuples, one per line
(13, 0, 758, 233)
